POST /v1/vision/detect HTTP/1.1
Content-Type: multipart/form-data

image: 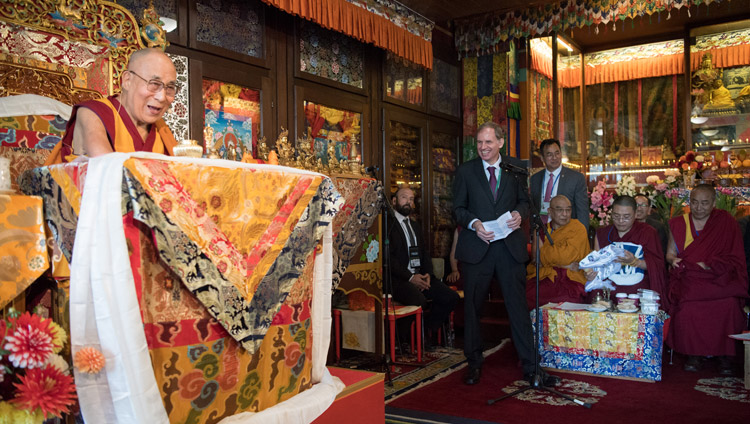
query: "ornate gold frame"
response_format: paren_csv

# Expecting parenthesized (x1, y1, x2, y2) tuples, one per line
(0, 0, 167, 98)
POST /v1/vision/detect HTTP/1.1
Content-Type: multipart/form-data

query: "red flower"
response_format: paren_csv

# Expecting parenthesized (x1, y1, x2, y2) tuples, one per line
(4, 312, 56, 369)
(685, 152, 696, 162)
(12, 365, 77, 418)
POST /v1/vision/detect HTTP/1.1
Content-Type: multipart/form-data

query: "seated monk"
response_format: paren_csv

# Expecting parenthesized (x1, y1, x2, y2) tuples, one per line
(666, 184, 749, 374)
(45, 48, 178, 164)
(587, 195, 668, 303)
(526, 195, 590, 309)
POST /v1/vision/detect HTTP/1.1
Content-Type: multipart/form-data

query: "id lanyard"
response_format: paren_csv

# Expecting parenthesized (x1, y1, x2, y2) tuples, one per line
(540, 172, 561, 216)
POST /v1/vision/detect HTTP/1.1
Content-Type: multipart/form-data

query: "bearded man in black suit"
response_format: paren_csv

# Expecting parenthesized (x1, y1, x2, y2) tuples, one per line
(389, 187, 459, 346)
(453, 121, 560, 387)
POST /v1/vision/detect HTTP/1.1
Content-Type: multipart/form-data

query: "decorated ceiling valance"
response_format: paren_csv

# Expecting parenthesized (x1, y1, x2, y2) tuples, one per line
(260, 0, 434, 68)
(455, 0, 735, 58)
(531, 27, 750, 87)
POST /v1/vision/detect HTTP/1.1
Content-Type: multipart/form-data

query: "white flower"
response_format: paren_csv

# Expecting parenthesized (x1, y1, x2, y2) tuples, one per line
(695, 155, 705, 162)
(646, 175, 660, 185)
(45, 353, 71, 375)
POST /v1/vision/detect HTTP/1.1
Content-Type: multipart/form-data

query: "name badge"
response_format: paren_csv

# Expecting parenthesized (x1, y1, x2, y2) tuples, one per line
(540, 200, 550, 216)
(409, 246, 421, 269)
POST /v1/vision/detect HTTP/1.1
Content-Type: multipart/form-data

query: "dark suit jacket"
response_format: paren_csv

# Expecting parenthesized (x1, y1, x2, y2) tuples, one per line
(452, 156, 530, 265)
(530, 166, 589, 232)
(387, 216, 433, 285)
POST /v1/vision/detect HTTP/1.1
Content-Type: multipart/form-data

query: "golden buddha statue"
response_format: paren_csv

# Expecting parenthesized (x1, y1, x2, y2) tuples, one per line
(276, 128, 294, 166)
(704, 79, 738, 115)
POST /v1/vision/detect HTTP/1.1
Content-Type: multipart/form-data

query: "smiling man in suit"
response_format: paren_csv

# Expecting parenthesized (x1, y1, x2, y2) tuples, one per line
(531, 139, 589, 232)
(453, 121, 560, 387)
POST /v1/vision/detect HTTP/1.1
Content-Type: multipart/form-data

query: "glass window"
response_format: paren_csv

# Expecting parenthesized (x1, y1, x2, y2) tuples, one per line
(556, 37, 583, 168)
(299, 21, 365, 88)
(302, 101, 363, 165)
(389, 121, 421, 213)
(386, 52, 423, 105)
(690, 23, 750, 157)
(584, 39, 685, 174)
(202, 79, 260, 160)
(429, 58, 459, 117)
(431, 131, 458, 257)
(196, 0, 264, 58)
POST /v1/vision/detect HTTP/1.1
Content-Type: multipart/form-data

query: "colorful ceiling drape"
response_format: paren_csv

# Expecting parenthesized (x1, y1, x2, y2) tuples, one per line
(455, 0, 735, 58)
(260, 0, 434, 68)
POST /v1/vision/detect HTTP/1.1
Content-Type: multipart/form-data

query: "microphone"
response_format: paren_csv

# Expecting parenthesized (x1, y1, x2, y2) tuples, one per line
(499, 161, 529, 175)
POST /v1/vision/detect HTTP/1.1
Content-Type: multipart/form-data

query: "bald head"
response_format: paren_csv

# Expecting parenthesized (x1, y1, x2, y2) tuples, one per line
(120, 48, 177, 131)
(548, 195, 572, 228)
(690, 184, 716, 220)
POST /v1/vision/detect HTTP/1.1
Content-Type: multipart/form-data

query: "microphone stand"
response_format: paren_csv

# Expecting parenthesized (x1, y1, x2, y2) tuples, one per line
(487, 164, 591, 409)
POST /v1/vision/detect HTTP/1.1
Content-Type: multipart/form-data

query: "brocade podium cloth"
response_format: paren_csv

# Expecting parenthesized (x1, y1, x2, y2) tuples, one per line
(532, 306, 665, 381)
(21, 153, 345, 423)
(0, 193, 49, 308)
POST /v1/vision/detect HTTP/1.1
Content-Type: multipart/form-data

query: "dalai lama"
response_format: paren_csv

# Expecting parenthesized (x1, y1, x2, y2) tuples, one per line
(46, 48, 178, 163)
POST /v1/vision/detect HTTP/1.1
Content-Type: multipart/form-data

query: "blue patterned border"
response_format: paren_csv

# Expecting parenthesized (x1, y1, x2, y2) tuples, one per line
(532, 309, 665, 381)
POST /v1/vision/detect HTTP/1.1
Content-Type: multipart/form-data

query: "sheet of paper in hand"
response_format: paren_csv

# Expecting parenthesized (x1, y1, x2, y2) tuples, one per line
(609, 242, 644, 286)
(482, 211, 513, 241)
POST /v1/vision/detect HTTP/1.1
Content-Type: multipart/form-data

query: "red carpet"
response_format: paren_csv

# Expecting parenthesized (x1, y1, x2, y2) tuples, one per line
(388, 342, 750, 424)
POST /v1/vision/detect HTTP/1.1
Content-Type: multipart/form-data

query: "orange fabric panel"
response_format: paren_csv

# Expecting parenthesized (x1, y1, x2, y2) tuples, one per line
(691, 44, 750, 71)
(584, 54, 684, 85)
(261, 0, 433, 69)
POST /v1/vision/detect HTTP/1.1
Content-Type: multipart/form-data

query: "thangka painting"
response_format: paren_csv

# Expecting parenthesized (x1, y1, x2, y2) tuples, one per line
(202, 78, 260, 159)
(303, 101, 362, 165)
(462, 52, 509, 160)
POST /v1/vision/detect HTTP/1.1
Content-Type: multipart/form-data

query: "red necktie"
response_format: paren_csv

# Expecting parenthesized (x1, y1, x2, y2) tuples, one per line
(488, 166, 497, 200)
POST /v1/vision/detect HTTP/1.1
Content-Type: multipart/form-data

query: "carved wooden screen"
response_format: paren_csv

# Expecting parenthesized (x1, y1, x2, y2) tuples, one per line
(0, 0, 168, 104)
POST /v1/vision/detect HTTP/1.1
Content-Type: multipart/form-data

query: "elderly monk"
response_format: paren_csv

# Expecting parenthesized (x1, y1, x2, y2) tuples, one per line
(666, 184, 748, 374)
(589, 195, 668, 302)
(526, 195, 590, 309)
(46, 48, 178, 163)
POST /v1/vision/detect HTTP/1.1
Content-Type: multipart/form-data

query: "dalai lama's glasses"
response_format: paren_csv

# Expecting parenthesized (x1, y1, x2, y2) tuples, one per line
(128, 70, 179, 97)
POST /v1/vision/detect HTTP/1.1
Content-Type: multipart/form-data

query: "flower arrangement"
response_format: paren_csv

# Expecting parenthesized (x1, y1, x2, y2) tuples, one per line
(589, 180, 613, 229)
(615, 175, 637, 197)
(1, 309, 77, 423)
(676, 150, 705, 182)
(642, 173, 685, 225)
(715, 187, 738, 216)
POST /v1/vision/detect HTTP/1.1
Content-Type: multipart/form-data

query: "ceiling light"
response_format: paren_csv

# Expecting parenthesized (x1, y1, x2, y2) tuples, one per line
(690, 116, 708, 125)
(557, 38, 574, 52)
(700, 128, 719, 137)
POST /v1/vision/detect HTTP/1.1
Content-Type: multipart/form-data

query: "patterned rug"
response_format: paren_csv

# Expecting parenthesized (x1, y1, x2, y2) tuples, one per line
(385, 341, 509, 402)
(388, 341, 750, 424)
(385, 406, 500, 424)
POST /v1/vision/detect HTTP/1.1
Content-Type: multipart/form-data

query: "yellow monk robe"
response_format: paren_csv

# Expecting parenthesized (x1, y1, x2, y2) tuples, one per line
(526, 219, 590, 309)
(44, 96, 176, 164)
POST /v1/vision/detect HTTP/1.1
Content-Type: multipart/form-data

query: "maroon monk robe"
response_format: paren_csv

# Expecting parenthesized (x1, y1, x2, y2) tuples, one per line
(666, 209, 748, 357)
(526, 269, 586, 310)
(595, 222, 669, 304)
